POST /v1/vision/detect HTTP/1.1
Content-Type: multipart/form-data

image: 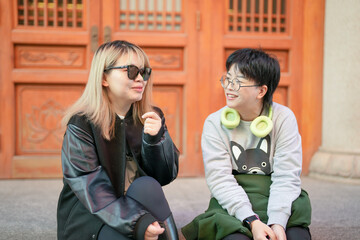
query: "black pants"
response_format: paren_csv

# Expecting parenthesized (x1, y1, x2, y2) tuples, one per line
(98, 176, 171, 240)
(222, 227, 311, 240)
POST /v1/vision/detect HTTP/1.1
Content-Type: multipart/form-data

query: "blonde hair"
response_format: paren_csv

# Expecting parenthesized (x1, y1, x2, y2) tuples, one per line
(62, 40, 153, 140)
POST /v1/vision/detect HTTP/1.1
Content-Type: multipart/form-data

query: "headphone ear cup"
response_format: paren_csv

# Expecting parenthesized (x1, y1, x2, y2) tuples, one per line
(250, 116, 273, 138)
(221, 108, 241, 129)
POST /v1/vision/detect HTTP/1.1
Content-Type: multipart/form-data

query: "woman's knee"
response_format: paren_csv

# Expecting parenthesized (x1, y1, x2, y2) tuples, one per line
(126, 176, 170, 221)
(127, 176, 163, 200)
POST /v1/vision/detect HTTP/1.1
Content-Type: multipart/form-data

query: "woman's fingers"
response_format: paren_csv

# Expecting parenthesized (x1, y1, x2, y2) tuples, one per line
(142, 112, 161, 120)
(144, 221, 165, 240)
(142, 112, 162, 136)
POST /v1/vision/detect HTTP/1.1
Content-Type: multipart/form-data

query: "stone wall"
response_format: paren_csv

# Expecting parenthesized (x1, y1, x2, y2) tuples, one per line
(309, 0, 360, 183)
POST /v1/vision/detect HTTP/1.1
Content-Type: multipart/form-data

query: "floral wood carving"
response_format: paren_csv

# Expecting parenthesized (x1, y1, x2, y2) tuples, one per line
(149, 55, 179, 65)
(25, 99, 65, 143)
(147, 54, 181, 69)
(20, 51, 80, 66)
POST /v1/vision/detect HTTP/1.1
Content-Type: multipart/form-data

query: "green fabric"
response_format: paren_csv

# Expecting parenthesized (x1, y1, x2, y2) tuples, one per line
(181, 175, 311, 240)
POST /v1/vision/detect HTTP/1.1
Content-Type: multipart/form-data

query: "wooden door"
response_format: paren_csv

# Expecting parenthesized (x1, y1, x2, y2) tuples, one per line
(198, 0, 320, 173)
(102, 0, 203, 176)
(200, 0, 303, 118)
(198, 0, 305, 150)
(0, 0, 203, 178)
(0, 0, 102, 178)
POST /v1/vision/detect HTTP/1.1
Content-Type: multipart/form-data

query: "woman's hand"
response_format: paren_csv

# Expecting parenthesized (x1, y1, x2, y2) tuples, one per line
(271, 224, 286, 240)
(142, 112, 162, 136)
(251, 220, 277, 240)
(144, 221, 165, 240)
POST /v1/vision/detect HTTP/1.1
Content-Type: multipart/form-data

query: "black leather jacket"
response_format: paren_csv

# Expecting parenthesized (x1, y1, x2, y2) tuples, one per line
(57, 107, 179, 240)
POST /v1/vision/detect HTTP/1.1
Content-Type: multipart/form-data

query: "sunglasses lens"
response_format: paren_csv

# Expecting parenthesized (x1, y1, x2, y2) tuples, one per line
(127, 65, 151, 81)
(142, 68, 151, 81)
(127, 65, 140, 80)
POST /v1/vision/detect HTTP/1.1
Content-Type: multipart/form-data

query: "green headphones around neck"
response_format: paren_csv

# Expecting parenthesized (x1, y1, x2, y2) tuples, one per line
(221, 105, 273, 138)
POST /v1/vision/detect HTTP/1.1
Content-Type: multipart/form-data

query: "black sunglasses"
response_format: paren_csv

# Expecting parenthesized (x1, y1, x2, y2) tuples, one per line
(104, 65, 152, 81)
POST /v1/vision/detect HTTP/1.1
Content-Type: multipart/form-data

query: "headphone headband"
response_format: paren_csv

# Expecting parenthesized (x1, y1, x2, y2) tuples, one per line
(268, 105, 273, 120)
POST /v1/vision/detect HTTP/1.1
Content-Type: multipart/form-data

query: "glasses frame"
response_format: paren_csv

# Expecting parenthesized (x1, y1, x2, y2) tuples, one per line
(220, 75, 260, 91)
(104, 64, 152, 81)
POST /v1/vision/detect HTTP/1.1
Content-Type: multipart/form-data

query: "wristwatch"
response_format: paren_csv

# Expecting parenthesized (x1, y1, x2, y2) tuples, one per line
(243, 214, 260, 229)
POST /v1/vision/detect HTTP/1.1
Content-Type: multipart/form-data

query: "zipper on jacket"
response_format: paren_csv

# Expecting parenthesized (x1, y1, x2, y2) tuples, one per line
(119, 119, 126, 195)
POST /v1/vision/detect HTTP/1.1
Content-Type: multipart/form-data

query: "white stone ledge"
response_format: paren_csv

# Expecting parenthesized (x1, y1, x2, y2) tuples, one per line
(309, 150, 360, 184)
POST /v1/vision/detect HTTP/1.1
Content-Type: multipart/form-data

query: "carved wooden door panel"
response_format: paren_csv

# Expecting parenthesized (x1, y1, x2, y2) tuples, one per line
(0, 0, 101, 178)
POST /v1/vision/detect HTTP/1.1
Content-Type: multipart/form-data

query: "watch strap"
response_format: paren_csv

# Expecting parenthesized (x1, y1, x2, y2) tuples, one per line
(243, 214, 260, 229)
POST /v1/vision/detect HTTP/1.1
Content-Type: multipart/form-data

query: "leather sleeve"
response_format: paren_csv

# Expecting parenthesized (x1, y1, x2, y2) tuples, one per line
(61, 124, 150, 238)
(141, 115, 180, 186)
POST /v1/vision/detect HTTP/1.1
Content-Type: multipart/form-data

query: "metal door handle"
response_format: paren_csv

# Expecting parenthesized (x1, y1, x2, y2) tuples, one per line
(90, 26, 99, 52)
(104, 26, 111, 43)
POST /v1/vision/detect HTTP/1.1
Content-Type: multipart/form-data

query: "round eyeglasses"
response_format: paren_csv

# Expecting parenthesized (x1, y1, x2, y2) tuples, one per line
(104, 65, 152, 81)
(220, 74, 260, 91)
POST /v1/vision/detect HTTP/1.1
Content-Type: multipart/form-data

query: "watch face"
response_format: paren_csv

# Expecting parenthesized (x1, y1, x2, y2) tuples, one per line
(247, 215, 259, 223)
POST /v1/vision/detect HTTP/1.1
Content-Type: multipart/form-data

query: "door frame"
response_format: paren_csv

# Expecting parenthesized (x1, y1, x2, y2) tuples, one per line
(0, 0, 14, 178)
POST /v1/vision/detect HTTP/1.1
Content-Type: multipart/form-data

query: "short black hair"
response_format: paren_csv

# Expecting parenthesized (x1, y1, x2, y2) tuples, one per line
(226, 48, 280, 106)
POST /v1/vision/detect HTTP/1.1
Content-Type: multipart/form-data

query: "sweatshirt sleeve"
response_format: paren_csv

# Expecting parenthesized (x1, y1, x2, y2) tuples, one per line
(267, 108, 302, 229)
(202, 116, 256, 221)
(62, 124, 152, 239)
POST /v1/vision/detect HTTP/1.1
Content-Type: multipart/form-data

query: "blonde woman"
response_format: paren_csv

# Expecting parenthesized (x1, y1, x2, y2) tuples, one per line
(57, 40, 179, 240)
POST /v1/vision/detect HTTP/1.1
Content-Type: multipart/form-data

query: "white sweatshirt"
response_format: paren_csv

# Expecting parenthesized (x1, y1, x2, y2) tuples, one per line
(202, 102, 302, 229)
